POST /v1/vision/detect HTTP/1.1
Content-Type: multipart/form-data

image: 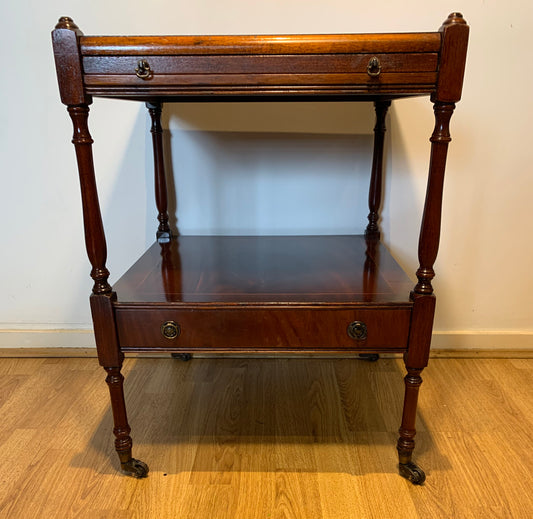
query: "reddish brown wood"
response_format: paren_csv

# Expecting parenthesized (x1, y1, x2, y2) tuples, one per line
(115, 306, 410, 351)
(104, 367, 134, 469)
(396, 14, 469, 473)
(52, 15, 469, 483)
(395, 101, 456, 469)
(435, 13, 470, 102)
(365, 101, 391, 239)
(80, 33, 442, 56)
(67, 105, 111, 295)
(84, 84, 436, 101)
(90, 293, 121, 367)
(146, 102, 171, 242)
(83, 72, 438, 89)
(363, 237, 379, 302)
(397, 368, 423, 463)
(82, 53, 438, 75)
(52, 17, 89, 106)
(405, 293, 436, 367)
(414, 101, 455, 296)
(112, 235, 413, 304)
(77, 31, 442, 100)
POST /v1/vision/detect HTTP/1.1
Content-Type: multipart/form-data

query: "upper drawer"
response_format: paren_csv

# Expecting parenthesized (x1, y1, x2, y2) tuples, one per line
(78, 33, 441, 98)
(82, 52, 438, 96)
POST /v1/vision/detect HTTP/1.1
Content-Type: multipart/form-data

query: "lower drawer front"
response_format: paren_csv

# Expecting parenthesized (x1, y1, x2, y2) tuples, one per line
(115, 307, 411, 351)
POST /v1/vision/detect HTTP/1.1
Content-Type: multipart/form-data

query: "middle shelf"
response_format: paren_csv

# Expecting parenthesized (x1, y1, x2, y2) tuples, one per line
(113, 234, 413, 305)
(112, 235, 414, 352)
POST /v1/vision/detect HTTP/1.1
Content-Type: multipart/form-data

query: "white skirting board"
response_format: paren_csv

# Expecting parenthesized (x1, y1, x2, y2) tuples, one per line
(0, 329, 532, 357)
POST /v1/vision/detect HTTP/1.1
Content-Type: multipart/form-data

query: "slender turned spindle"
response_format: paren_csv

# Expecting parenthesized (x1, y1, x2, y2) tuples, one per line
(396, 101, 457, 485)
(104, 365, 148, 477)
(67, 105, 111, 295)
(104, 366, 132, 461)
(365, 100, 391, 239)
(396, 368, 425, 483)
(397, 368, 422, 460)
(414, 101, 456, 295)
(147, 102, 171, 243)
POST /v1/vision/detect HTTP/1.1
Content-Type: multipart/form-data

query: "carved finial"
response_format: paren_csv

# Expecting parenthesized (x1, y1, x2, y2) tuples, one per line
(55, 16, 79, 30)
(442, 12, 467, 27)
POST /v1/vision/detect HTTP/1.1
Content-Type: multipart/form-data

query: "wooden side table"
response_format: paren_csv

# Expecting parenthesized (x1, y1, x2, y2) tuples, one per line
(52, 13, 469, 484)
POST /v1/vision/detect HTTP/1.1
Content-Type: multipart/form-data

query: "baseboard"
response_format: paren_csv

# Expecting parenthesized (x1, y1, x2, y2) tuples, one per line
(0, 329, 96, 349)
(0, 329, 532, 358)
(430, 331, 533, 350)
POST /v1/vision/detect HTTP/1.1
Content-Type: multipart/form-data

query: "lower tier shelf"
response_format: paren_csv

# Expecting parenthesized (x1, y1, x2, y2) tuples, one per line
(112, 235, 414, 352)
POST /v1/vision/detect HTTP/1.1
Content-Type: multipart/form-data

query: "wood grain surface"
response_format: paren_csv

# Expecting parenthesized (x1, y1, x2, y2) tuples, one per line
(1, 356, 532, 518)
(80, 33, 442, 56)
(112, 235, 413, 304)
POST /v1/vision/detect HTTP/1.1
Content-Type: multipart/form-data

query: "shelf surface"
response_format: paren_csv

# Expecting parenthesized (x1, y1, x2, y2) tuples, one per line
(113, 235, 413, 306)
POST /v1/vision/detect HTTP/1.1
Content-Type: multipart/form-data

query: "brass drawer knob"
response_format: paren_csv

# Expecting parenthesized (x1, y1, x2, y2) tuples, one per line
(161, 321, 180, 339)
(135, 59, 151, 79)
(347, 321, 368, 340)
(367, 57, 381, 77)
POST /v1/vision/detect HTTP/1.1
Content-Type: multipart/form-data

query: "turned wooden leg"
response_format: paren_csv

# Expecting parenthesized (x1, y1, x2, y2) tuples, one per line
(365, 100, 390, 240)
(395, 101, 458, 485)
(397, 367, 426, 484)
(104, 366, 148, 478)
(147, 102, 171, 243)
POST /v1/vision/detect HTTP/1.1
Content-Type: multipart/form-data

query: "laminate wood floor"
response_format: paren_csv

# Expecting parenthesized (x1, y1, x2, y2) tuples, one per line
(0, 356, 532, 518)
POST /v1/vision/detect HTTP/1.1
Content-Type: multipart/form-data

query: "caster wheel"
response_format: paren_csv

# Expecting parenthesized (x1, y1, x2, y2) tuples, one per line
(121, 458, 149, 478)
(171, 353, 192, 361)
(399, 461, 426, 485)
(358, 353, 379, 362)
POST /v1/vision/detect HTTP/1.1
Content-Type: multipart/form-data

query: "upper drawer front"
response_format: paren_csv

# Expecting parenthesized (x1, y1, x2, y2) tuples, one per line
(115, 306, 411, 351)
(82, 53, 438, 96)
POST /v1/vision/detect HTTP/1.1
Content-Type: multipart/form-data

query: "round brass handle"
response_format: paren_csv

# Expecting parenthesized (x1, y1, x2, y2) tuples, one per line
(367, 57, 381, 77)
(135, 59, 151, 79)
(347, 321, 368, 340)
(161, 321, 180, 340)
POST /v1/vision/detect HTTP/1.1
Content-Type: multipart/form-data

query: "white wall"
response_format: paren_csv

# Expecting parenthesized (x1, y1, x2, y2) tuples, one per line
(1, 1, 532, 348)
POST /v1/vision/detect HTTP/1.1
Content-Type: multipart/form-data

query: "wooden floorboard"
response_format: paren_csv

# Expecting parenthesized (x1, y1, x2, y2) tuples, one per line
(0, 357, 532, 518)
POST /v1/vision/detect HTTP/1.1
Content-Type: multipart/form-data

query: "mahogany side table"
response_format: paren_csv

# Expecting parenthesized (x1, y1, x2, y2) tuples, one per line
(52, 13, 468, 484)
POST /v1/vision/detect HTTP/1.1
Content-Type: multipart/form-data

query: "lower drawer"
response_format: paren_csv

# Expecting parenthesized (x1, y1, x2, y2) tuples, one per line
(115, 306, 411, 351)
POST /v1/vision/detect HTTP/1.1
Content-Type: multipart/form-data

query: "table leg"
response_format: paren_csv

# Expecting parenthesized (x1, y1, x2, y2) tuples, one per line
(104, 366, 148, 478)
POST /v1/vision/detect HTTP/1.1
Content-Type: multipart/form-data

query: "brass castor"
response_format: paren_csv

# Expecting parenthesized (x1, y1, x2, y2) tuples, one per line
(399, 461, 426, 485)
(171, 353, 192, 361)
(121, 458, 149, 478)
(358, 353, 380, 362)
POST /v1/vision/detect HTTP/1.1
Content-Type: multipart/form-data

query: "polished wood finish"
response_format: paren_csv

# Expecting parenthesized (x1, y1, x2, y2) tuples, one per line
(112, 235, 413, 304)
(116, 306, 411, 352)
(78, 33, 442, 100)
(67, 105, 110, 296)
(52, 17, 88, 105)
(104, 365, 132, 463)
(414, 101, 455, 297)
(52, 13, 469, 484)
(83, 53, 438, 75)
(146, 102, 171, 243)
(79, 33, 443, 58)
(395, 13, 469, 474)
(436, 13, 469, 102)
(89, 293, 121, 367)
(365, 101, 391, 239)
